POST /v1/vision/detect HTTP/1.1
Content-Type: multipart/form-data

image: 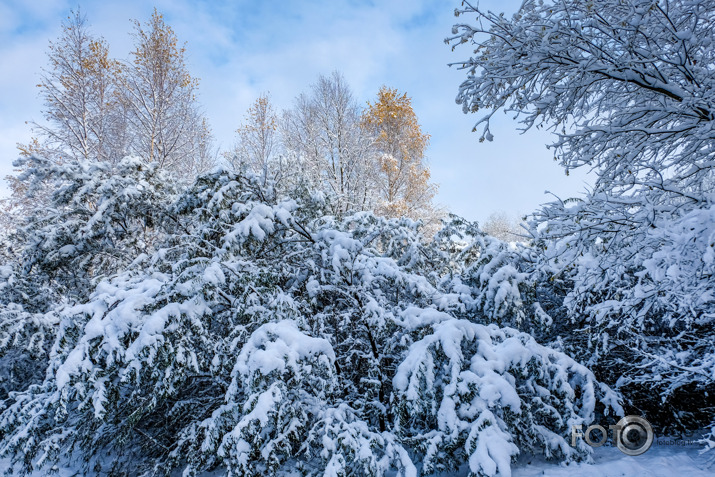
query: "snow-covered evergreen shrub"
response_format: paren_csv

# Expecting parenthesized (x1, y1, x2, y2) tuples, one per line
(0, 169, 621, 476)
(306, 403, 416, 477)
(15, 155, 175, 303)
(203, 321, 336, 475)
(426, 216, 556, 338)
(532, 196, 715, 431)
(393, 310, 620, 477)
(0, 304, 57, 401)
(0, 156, 176, 413)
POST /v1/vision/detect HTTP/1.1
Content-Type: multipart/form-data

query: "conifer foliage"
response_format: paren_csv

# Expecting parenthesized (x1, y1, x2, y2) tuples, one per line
(0, 168, 620, 476)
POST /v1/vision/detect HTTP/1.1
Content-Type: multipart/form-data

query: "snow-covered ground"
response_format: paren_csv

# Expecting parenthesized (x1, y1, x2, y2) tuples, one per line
(2, 442, 711, 476)
(513, 441, 713, 477)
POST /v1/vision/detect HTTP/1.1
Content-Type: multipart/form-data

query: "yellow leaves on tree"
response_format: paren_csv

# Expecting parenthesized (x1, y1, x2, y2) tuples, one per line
(241, 95, 279, 137)
(130, 9, 194, 89)
(6, 8, 213, 227)
(361, 87, 438, 222)
(225, 94, 279, 183)
(122, 8, 208, 174)
(24, 10, 123, 164)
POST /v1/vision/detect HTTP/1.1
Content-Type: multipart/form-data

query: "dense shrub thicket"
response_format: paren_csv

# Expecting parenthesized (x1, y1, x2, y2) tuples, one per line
(2, 0, 715, 475)
(0, 163, 621, 476)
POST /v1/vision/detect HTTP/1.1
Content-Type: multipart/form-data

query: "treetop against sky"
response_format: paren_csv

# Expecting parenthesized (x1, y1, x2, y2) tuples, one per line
(0, 0, 589, 223)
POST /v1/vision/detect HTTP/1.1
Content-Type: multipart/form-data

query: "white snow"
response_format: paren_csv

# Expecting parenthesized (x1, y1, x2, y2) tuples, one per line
(3, 441, 710, 476)
(233, 320, 336, 378)
(512, 440, 713, 477)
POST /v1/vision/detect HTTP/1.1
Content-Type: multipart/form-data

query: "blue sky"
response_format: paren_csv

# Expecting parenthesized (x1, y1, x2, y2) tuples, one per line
(0, 0, 591, 223)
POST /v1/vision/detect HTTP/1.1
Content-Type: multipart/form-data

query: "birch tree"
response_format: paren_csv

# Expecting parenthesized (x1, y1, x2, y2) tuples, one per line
(21, 9, 125, 165)
(361, 86, 438, 223)
(481, 211, 523, 242)
(4, 11, 126, 226)
(120, 9, 214, 179)
(282, 72, 376, 215)
(226, 94, 282, 185)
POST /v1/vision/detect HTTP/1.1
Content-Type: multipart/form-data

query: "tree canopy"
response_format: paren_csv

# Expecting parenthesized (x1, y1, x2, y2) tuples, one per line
(449, 0, 715, 435)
